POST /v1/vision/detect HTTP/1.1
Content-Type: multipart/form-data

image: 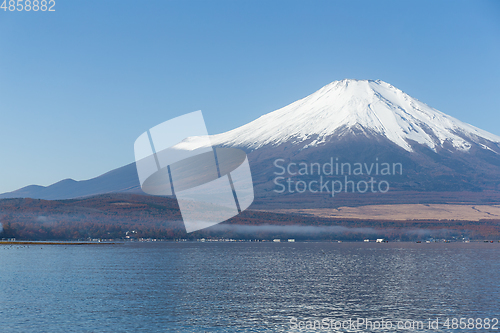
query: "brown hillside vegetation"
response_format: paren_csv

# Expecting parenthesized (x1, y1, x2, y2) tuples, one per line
(0, 194, 499, 240)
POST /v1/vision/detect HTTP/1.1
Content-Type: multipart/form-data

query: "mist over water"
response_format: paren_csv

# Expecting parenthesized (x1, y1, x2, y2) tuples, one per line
(215, 224, 380, 234)
(203, 224, 458, 241)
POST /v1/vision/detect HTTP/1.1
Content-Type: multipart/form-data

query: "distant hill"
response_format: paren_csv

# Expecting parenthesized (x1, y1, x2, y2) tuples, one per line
(0, 163, 142, 200)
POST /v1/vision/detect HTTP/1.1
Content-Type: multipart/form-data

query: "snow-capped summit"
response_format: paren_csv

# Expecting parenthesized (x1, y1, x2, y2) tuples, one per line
(202, 79, 500, 153)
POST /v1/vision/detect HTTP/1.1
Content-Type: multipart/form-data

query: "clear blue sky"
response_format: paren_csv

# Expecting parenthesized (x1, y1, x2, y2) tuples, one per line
(0, 0, 499, 193)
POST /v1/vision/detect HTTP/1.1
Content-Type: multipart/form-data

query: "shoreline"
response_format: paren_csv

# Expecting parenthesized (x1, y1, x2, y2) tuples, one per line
(0, 241, 121, 245)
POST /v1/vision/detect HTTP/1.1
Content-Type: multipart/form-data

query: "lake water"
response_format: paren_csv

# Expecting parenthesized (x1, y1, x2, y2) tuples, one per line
(0, 242, 499, 332)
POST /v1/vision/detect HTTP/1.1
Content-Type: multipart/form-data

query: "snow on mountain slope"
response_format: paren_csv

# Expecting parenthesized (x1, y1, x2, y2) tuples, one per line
(179, 79, 500, 153)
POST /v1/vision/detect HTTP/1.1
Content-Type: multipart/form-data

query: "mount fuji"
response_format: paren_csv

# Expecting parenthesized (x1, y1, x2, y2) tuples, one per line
(2, 79, 500, 207)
